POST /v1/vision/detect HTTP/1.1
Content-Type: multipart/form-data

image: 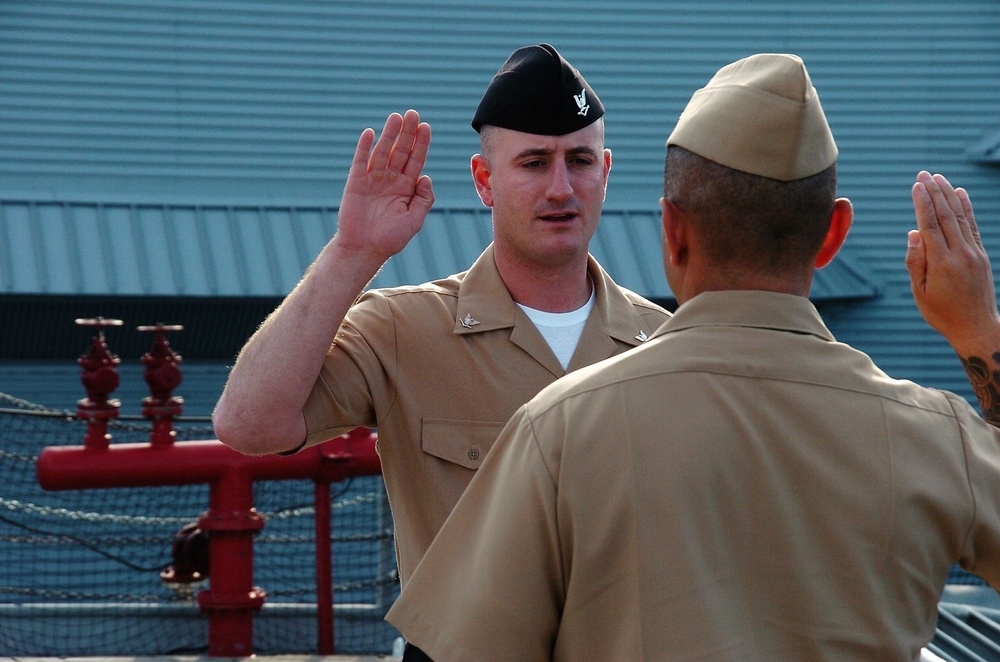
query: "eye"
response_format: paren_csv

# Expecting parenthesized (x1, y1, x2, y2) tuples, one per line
(521, 159, 545, 170)
(570, 154, 597, 167)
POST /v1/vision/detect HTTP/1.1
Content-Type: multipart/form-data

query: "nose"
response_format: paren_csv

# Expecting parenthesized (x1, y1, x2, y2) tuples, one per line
(545, 160, 573, 201)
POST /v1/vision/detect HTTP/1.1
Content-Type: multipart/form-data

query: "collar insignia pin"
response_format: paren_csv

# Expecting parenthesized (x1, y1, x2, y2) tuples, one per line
(461, 314, 480, 329)
(635, 330, 648, 342)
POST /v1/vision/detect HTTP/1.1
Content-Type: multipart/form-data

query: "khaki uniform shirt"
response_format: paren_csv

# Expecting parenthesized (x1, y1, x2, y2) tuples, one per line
(388, 290, 1000, 661)
(303, 245, 669, 586)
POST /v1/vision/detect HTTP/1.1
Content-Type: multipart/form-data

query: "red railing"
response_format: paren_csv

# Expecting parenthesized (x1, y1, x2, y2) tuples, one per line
(35, 319, 382, 656)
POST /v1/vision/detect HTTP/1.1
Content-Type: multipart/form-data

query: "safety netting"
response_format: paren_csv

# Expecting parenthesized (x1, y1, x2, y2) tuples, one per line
(0, 392, 401, 656)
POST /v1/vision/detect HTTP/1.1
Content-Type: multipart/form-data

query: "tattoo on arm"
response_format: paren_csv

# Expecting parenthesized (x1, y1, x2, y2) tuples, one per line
(960, 353, 1000, 426)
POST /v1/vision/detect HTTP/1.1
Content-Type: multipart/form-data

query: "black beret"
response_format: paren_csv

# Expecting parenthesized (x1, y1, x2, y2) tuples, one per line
(472, 43, 605, 135)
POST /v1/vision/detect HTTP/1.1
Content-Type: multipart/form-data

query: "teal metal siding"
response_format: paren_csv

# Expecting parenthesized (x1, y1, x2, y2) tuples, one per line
(4, 2, 995, 206)
(1, 0, 999, 402)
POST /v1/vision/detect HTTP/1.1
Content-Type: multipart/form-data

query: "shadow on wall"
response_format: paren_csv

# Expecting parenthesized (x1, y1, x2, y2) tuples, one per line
(0, 294, 282, 360)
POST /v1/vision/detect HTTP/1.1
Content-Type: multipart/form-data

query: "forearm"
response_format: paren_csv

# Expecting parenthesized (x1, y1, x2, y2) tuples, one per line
(214, 110, 433, 454)
(213, 237, 384, 455)
(951, 333, 1000, 427)
(959, 356, 1000, 425)
(905, 172, 1000, 426)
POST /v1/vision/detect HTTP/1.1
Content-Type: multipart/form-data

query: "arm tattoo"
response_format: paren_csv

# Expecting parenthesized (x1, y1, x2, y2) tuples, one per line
(960, 353, 1000, 427)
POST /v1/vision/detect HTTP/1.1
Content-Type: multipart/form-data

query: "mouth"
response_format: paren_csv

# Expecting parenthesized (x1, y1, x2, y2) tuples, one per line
(539, 211, 578, 223)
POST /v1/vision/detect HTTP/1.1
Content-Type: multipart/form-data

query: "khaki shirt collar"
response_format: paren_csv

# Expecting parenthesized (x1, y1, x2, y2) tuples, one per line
(453, 244, 519, 334)
(454, 244, 654, 374)
(653, 290, 835, 342)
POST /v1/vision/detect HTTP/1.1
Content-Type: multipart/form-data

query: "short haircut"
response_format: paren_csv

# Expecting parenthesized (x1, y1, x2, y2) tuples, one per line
(664, 145, 837, 275)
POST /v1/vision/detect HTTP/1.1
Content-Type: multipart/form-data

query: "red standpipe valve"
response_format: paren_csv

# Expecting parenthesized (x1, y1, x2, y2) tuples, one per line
(138, 323, 185, 446)
(75, 317, 123, 449)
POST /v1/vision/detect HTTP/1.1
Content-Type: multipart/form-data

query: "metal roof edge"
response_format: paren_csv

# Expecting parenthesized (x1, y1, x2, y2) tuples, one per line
(966, 127, 1000, 165)
(0, 189, 343, 209)
(811, 251, 881, 302)
(0, 198, 880, 303)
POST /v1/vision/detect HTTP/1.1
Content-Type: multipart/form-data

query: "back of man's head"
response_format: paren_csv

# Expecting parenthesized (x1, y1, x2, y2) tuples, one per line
(664, 53, 839, 274)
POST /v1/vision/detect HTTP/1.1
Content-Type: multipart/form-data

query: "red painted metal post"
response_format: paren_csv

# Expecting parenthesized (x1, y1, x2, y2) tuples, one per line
(315, 480, 334, 655)
(196, 469, 267, 657)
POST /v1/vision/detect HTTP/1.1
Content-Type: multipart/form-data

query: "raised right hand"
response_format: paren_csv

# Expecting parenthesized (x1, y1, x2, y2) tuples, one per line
(335, 110, 435, 264)
(905, 171, 999, 350)
(906, 171, 1000, 423)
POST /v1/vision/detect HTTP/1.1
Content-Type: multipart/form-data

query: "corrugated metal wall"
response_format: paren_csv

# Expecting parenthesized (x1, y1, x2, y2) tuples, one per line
(1, 0, 999, 397)
(5, 2, 995, 206)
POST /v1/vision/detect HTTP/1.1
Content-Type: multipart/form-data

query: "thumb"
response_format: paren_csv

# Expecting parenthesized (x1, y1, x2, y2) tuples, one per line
(905, 230, 926, 292)
(410, 175, 435, 218)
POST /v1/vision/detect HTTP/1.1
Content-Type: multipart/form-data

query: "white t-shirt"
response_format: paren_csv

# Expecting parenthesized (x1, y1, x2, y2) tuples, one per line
(517, 290, 596, 370)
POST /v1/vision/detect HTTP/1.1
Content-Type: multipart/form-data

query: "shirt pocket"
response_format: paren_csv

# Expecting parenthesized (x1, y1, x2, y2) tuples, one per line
(421, 418, 507, 470)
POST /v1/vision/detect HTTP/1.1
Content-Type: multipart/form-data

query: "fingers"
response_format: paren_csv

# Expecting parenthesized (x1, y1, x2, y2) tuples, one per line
(913, 171, 977, 250)
(932, 173, 976, 246)
(364, 110, 430, 181)
(911, 175, 938, 235)
(386, 110, 422, 173)
(350, 127, 377, 178)
(368, 113, 404, 173)
(956, 186, 985, 250)
(402, 120, 432, 181)
(904, 229, 926, 295)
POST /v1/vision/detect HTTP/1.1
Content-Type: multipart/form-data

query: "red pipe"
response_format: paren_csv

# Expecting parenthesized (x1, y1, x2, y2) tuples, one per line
(315, 480, 334, 655)
(37, 435, 379, 491)
(196, 468, 265, 656)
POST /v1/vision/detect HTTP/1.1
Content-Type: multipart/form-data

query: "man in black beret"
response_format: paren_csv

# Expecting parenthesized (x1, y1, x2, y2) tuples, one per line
(213, 44, 669, 656)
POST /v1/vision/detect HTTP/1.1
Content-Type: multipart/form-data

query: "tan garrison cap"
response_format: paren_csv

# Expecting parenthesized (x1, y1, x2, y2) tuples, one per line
(667, 53, 838, 181)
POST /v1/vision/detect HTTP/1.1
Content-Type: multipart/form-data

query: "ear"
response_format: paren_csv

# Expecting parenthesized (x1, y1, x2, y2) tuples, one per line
(471, 154, 494, 207)
(814, 197, 853, 269)
(660, 197, 689, 267)
(601, 148, 612, 202)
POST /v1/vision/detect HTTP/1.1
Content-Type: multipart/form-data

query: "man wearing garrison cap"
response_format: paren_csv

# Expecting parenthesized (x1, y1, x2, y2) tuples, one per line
(471, 43, 604, 135)
(388, 53, 1000, 661)
(213, 43, 668, 654)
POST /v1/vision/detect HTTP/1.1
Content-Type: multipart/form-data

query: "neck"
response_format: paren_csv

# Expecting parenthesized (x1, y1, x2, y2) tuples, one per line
(673, 265, 813, 306)
(494, 250, 592, 313)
